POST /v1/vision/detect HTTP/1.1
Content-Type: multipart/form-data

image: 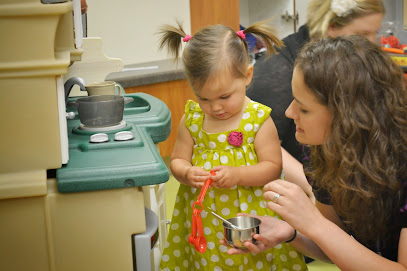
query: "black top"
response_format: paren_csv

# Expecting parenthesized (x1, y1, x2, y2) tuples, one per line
(247, 25, 310, 162)
(313, 182, 407, 261)
(303, 147, 407, 261)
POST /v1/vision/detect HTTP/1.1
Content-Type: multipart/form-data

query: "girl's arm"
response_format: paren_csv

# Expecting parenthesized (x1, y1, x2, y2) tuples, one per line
(265, 180, 407, 271)
(170, 114, 211, 187)
(241, 116, 282, 186)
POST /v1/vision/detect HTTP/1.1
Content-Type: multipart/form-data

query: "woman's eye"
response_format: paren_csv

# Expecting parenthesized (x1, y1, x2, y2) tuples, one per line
(300, 108, 308, 114)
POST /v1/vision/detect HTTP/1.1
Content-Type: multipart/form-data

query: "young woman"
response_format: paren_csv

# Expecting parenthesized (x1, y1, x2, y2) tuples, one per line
(224, 35, 407, 270)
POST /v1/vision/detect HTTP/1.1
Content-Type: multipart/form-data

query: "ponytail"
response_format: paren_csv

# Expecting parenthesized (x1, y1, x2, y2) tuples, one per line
(158, 20, 188, 60)
(243, 19, 284, 57)
(158, 19, 283, 91)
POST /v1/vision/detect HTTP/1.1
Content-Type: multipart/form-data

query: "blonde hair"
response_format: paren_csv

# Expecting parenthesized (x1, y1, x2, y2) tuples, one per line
(307, 0, 385, 40)
(158, 20, 283, 92)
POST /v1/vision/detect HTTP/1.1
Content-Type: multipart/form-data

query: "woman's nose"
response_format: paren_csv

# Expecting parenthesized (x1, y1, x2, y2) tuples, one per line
(285, 101, 296, 120)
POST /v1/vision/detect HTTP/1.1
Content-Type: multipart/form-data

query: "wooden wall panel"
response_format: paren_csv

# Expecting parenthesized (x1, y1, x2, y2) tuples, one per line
(125, 80, 196, 157)
(190, 0, 240, 33)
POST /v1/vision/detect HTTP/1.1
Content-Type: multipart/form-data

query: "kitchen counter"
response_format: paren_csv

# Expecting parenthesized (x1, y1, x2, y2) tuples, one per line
(107, 59, 186, 88)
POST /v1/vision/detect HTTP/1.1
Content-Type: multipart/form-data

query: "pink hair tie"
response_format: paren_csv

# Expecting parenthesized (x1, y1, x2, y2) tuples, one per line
(183, 34, 192, 42)
(236, 30, 246, 40)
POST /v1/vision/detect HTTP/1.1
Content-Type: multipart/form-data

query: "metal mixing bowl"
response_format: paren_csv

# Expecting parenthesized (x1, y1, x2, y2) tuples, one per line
(223, 216, 261, 249)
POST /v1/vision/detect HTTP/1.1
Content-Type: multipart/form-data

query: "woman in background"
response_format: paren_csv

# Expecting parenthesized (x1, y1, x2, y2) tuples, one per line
(247, 0, 385, 200)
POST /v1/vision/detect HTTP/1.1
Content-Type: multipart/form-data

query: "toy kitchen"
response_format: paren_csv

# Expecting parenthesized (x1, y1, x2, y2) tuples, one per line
(0, 1, 171, 271)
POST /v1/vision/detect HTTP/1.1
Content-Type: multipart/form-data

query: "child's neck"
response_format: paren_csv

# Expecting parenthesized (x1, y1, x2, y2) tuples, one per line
(202, 98, 250, 133)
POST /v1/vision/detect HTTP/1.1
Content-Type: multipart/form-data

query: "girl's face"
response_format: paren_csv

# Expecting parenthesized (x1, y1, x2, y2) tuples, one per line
(195, 66, 253, 120)
(327, 12, 383, 43)
(286, 67, 332, 145)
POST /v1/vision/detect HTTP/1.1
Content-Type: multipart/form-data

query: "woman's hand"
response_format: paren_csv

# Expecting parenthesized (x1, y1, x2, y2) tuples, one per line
(220, 213, 295, 255)
(263, 180, 324, 236)
(210, 166, 240, 188)
(185, 166, 212, 188)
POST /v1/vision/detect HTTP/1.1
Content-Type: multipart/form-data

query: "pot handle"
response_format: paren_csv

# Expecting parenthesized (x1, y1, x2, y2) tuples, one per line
(124, 97, 134, 104)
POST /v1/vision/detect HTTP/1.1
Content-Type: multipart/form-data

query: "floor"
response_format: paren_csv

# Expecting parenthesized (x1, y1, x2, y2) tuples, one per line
(162, 157, 339, 271)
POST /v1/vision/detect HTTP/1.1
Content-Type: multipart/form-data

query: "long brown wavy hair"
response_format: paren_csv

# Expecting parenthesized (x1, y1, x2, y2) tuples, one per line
(296, 36, 407, 244)
(158, 20, 283, 92)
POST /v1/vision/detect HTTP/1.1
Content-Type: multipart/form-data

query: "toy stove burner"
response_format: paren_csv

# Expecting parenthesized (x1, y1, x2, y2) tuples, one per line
(78, 121, 127, 132)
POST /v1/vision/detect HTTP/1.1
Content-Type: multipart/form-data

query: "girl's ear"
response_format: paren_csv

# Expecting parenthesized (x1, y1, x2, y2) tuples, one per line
(245, 65, 254, 86)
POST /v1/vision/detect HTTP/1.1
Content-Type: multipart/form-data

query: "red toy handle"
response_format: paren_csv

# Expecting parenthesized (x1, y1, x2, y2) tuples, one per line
(190, 170, 216, 252)
(197, 179, 212, 202)
(196, 170, 216, 203)
(188, 209, 198, 245)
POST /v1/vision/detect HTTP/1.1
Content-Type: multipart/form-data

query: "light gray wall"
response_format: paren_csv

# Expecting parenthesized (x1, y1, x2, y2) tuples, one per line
(239, 0, 310, 39)
(86, 0, 191, 65)
(84, 0, 401, 66)
(239, 0, 294, 39)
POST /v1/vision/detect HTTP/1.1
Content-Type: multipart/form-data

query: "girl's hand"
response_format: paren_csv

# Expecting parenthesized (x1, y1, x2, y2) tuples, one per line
(185, 166, 212, 188)
(220, 213, 295, 254)
(210, 166, 239, 188)
(263, 180, 324, 236)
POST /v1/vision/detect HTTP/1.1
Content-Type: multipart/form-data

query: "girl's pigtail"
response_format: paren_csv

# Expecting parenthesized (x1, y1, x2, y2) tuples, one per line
(158, 20, 187, 60)
(243, 19, 284, 57)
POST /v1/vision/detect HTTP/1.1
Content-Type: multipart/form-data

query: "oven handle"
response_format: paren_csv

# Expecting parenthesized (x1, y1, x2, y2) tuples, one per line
(132, 208, 158, 271)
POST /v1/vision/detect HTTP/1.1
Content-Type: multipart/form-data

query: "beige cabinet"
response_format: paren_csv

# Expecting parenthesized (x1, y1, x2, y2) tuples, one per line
(0, 2, 148, 271)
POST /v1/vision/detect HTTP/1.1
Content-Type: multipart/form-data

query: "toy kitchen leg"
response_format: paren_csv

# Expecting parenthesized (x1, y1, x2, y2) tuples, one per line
(133, 208, 160, 271)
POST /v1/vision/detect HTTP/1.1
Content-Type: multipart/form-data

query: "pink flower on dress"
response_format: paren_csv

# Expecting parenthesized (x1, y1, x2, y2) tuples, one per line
(227, 131, 243, 147)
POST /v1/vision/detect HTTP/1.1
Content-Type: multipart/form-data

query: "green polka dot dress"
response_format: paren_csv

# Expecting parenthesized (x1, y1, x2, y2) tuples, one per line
(160, 100, 308, 271)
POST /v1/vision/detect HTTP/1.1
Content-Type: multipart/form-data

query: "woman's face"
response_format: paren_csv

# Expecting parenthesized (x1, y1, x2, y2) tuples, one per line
(286, 67, 332, 145)
(327, 12, 383, 43)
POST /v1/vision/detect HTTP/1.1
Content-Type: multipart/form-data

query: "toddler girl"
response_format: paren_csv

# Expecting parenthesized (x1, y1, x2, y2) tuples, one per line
(158, 20, 307, 271)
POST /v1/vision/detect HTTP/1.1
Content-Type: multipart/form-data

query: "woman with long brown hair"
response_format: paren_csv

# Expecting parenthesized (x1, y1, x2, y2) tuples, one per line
(224, 35, 407, 270)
